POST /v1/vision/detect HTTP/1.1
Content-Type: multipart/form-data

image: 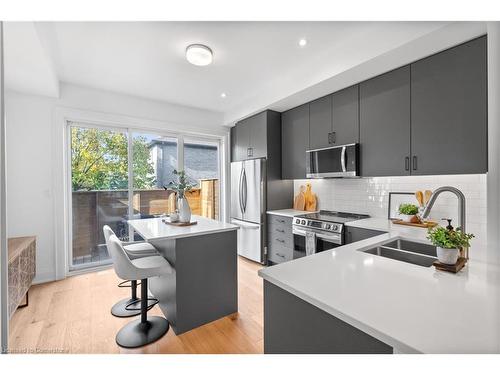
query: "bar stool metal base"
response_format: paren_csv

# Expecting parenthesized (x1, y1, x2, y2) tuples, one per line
(111, 298, 141, 318)
(115, 316, 169, 348)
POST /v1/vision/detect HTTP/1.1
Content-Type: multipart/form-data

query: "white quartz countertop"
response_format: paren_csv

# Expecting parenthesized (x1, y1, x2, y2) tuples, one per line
(259, 217, 500, 354)
(266, 209, 317, 217)
(128, 215, 238, 241)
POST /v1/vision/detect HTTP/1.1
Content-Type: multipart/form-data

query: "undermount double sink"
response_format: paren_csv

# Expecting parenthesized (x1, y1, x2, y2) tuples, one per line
(360, 238, 437, 267)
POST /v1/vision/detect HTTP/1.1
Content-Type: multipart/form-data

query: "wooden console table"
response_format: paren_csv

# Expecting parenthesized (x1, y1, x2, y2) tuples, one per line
(8, 236, 36, 318)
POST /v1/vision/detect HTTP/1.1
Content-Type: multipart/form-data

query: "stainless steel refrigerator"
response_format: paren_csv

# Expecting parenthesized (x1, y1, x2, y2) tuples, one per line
(230, 158, 266, 263)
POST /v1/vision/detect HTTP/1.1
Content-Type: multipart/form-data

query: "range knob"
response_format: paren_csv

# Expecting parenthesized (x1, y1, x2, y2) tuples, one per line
(301, 219, 306, 225)
(325, 224, 331, 230)
(332, 225, 338, 231)
(295, 218, 300, 224)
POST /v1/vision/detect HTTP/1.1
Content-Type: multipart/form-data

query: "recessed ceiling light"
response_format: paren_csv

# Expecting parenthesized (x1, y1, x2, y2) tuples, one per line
(186, 44, 213, 66)
(298, 38, 307, 47)
(220, 93, 227, 98)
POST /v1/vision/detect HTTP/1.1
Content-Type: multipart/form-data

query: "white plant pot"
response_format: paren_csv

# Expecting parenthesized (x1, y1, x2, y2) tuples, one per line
(177, 196, 192, 223)
(436, 247, 460, 265)
(399, 214, 414, 222)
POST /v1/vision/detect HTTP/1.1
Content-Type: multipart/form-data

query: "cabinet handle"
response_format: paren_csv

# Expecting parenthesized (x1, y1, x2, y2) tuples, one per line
(277, 219, 285, 223)
(276, 239, 285, 243)
(275, 228, 285, 233)
(405, 157, 410, 171)
(412, 156, 417, 170)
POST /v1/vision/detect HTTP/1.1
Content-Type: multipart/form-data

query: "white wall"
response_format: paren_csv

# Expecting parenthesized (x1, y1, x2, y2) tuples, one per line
(295, 175, 488, 262)
(5, 83, 227, 283)
(487, 22, 500, 267)
(0, 20, 9, 353)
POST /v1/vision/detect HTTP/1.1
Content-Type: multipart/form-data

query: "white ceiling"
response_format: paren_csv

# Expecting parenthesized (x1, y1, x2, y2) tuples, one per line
(5, 21, 486, 125)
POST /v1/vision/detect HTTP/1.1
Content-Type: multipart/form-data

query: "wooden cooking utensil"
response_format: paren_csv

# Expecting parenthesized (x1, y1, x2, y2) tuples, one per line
(415, 191, 424, 207)
(294, 185, 306, 210)
(424, 190, 432, 205)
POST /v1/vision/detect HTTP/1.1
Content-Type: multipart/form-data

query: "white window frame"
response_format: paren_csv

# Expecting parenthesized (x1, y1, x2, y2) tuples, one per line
(55, 107, 228, 278)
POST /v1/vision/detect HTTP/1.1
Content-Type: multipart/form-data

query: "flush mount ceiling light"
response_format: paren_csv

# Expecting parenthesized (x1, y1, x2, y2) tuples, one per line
(186, 44, 213, 66)
(220, 92, 227, 98)
(298, 38, 307, 47)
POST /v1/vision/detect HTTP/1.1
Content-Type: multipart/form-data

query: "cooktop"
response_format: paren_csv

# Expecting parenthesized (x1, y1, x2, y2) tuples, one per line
(297, 210, 370, 224)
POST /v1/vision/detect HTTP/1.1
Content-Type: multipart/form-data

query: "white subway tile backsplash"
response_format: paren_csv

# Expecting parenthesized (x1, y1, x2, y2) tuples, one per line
(295, 174, 487, 261)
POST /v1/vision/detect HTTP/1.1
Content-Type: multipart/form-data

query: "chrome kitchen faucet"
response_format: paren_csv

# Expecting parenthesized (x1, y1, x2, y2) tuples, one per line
(421, 186, 466, 233)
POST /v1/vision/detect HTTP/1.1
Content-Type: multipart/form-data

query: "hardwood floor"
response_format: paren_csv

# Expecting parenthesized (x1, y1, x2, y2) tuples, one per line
(8, 256, 264, 354)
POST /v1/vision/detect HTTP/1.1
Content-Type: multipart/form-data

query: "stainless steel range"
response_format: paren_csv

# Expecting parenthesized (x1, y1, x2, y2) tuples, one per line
(292, 210, 369, 259)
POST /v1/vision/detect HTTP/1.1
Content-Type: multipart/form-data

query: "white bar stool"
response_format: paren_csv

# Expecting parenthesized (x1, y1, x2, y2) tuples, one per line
(103, 225, 159, 318)
(106, 233, 173, 348)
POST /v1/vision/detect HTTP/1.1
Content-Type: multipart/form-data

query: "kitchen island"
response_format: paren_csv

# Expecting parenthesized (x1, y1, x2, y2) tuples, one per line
(259, 218, 500, 354)
(128, 215, 239, 334)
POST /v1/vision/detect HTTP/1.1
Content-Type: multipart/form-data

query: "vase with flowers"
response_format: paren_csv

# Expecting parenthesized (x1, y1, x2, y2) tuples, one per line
(164, 170, 195, 223)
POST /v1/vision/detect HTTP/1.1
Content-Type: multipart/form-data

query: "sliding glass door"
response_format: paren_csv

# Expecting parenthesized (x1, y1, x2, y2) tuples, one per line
(184, 138, 220, 219)
(70, 124, 130, 268)
(130, 132, 178, 240)
(68, 122, 222, 271)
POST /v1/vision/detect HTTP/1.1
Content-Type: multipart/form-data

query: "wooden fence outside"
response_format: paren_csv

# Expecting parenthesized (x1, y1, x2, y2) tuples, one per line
(72, 179, 219, 259)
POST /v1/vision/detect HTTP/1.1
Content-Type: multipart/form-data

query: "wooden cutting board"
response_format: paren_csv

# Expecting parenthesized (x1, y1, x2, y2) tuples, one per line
(162, 219, 198, 227)
(293, 185, 306, 210)
(304, 183, 317, 212)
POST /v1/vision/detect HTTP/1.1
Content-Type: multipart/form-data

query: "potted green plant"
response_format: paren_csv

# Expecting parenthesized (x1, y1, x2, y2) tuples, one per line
(164, 170, 195, 223)
(398, 203, 419, 223)
(427, 226, 474, 265)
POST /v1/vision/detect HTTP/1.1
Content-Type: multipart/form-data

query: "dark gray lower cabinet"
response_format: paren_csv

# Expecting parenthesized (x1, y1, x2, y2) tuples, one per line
(264, 281, 392, 354)
(267, 214, 293, 264)
(345, 226, 386, 244)
(282, 104, 310, 180)
(360, 66, 411, 177)
(411, 36, 487, 175)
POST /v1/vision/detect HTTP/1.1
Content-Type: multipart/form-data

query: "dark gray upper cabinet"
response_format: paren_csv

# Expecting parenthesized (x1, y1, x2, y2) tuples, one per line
(309, 95, 332, 150)
(332, 85, 359, 145)
(411, 36, 487, 175)
(282, 104, 310, 180)
(231, 121, 250, 162)
(309, 86, 359, 150)
(247, 111, 268, 159)
(231, 111, 279, 162)
(360, 66, 411, 177)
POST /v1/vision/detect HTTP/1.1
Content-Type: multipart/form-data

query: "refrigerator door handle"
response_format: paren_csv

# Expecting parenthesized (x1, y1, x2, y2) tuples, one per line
(238, 167, 245, 214)
(231, 219, 260, 230)
(242, 169, 248, 213)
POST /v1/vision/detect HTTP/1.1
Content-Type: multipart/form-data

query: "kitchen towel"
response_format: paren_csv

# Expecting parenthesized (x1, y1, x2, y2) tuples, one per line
(305, 231, 317, 256)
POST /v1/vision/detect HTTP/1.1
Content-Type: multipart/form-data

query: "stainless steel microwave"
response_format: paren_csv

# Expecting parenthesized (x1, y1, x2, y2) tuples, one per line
(306, 143, 360, 178)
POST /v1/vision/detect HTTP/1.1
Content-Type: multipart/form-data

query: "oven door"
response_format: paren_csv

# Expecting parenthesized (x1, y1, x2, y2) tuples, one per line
(292, 227, 343, 259)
